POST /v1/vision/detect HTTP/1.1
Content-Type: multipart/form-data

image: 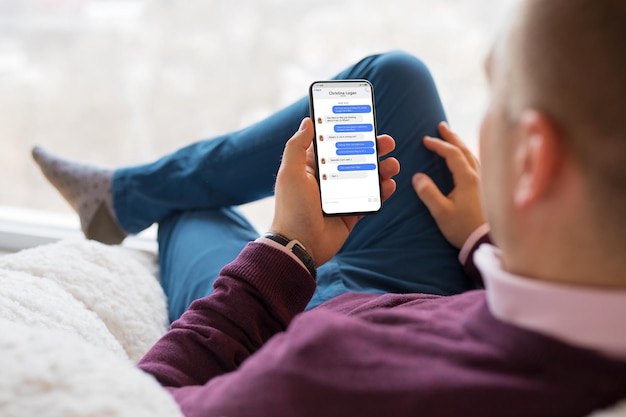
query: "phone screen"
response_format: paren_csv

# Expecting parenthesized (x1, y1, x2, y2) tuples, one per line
(309, 80, 382, 216)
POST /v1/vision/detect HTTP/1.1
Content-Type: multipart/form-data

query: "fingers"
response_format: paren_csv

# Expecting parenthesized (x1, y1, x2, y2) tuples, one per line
(376, 134, 395, 157)
(379, 156, 400, 179)
(376, 133, 399, 203)
(305, 141, 317, 175)
(423, 136, 479, 188)
(281, 118, 314, 174)
(412, 172, 452, 219)
(380, 178, 396, 202)
(424, 137, 477, 185)
(437, 122, 479, 170)
(376, 135, 399, 199)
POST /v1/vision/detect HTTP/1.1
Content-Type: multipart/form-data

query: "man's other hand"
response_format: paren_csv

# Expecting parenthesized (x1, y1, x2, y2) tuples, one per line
(412, 122, 486, 249)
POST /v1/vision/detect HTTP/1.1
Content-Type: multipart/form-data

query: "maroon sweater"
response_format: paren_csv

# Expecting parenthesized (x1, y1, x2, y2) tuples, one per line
(138, 242, 626, 417)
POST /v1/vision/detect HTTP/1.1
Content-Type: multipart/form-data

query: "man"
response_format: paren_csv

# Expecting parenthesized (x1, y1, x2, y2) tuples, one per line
(33, 0, 626, 415)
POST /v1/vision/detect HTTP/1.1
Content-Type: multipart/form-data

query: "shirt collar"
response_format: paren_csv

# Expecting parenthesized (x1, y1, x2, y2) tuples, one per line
(475, 244, 626, 360)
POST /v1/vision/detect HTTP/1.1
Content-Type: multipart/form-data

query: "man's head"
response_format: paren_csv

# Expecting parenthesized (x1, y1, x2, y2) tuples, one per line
(479, 0, 626, 285)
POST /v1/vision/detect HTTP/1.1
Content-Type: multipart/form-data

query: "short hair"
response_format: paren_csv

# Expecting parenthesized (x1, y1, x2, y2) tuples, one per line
(511, 0, 626, 244)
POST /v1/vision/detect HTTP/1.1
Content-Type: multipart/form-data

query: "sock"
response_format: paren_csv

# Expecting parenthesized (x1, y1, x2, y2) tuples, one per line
(31, 146, 128, 245)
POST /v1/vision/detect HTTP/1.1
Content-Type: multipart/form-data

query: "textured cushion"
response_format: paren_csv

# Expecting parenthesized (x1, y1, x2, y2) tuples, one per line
(0, 239, 182, 417)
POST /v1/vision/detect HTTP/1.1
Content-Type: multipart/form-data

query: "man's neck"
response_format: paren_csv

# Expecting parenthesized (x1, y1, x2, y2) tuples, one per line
(501, 224, 625, 289)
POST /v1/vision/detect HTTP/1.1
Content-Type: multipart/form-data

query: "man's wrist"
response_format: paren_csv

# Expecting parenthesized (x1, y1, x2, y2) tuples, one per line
(459, 223, 491, 264)
(260, 233, 317, 278)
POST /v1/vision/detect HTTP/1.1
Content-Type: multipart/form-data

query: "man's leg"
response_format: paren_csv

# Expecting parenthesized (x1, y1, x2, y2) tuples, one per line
(157, 207, 259, 322)
(112, 98, 309, 234)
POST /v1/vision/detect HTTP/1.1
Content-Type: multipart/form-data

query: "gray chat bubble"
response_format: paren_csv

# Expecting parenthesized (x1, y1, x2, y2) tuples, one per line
(328, 156, 367, 164)
(325, 134, 364, 141)
(329, 171, 369, 180)
(324, 115, 364, 123)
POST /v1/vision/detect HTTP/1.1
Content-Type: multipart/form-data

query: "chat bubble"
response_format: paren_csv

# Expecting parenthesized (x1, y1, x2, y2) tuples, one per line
(337, 163, 377, 172)
(325, 115, 364, 123)
(326, 134, 363, 141)
(329, 172, 369, 180)
(335, 141, 375, 149)
(332, 105, 372, 114)
(334, 124, 374, 133)
(328, 156, 367, 164)
(336, 148, 375, 156)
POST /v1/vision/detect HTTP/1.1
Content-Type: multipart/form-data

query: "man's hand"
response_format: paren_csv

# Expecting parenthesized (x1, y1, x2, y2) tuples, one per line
(270, 118, 400, 267)
(412, 122, 486, 249)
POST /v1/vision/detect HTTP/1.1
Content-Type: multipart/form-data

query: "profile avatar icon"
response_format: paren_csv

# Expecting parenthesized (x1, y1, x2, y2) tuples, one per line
(322, 174, 327, 180)
(321, 158, 326, 164)
(319, 135, 324, 141)
(317, 117, 323, 124)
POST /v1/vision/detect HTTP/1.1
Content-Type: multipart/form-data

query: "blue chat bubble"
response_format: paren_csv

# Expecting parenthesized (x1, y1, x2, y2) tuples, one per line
(336, 148, 375, 156)
(337, 163, 377, 172)
(334, 124, 374, 133)
(332, 105, 372, 114)
(335, 141, 375, 149)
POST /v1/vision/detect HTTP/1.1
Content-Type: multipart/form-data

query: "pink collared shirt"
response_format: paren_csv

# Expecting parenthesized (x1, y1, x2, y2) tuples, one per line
(475, 243, 626, 360)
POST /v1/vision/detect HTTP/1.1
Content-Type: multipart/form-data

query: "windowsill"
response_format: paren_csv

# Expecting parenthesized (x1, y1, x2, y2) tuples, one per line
(0, 205, 157, 254)
(0, 196, 274, 256)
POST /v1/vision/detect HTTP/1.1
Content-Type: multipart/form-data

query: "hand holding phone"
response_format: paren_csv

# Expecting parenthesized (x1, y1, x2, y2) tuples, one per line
(270, 117, 399, 267)
(309, 80, 382, 216)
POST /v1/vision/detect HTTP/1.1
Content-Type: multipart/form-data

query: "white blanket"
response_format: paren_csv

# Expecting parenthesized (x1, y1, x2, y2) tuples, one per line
(0, 239, 183, 417)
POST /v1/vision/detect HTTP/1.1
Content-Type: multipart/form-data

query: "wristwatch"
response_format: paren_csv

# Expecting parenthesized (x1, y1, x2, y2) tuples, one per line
(263, 232, 317, 278)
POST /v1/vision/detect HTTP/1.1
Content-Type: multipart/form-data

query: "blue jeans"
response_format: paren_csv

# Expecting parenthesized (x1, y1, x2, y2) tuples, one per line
(113, 51, 476, 322)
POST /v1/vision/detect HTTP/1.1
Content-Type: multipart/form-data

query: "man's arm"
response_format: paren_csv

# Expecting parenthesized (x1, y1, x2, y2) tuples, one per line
(137, 242, 315, 387)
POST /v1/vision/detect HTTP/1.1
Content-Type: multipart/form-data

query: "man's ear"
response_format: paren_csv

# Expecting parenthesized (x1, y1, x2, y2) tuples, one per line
(513, 110, 563, 208)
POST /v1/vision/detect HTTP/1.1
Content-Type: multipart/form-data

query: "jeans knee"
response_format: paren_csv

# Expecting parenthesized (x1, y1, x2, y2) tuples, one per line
(368, 51, 435, 89)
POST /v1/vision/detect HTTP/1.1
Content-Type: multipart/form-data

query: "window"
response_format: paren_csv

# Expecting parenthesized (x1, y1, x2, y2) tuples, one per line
(0, 0, 513, 250)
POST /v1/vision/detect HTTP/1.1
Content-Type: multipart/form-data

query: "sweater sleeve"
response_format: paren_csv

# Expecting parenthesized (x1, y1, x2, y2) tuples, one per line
(459, 225, 492, 285)
(137, 242, 316, 388)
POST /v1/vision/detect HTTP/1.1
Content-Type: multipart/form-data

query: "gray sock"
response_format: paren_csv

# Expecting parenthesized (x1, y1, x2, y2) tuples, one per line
(32, 146, 127, 244)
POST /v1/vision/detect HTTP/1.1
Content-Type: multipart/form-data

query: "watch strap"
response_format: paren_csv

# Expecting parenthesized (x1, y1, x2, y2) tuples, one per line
(262, 232, 317, 278)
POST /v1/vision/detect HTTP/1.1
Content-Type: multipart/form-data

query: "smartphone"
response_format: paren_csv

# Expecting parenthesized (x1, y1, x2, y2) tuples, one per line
(309, 79, 382, 216)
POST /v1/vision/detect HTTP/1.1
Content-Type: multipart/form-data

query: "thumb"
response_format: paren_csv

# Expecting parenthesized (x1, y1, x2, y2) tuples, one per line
(412, 173, 450, 218)
(280, 118, 314, 173)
